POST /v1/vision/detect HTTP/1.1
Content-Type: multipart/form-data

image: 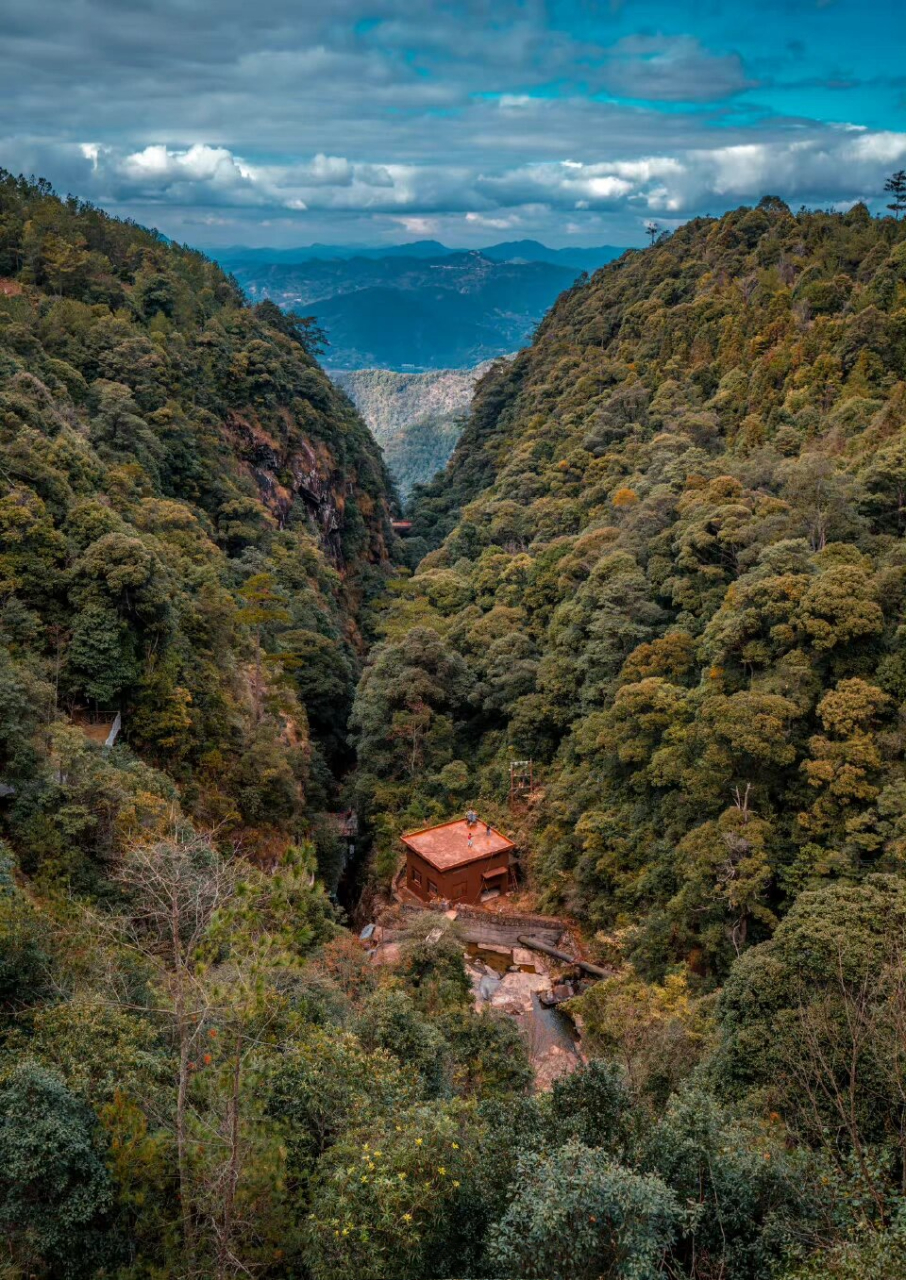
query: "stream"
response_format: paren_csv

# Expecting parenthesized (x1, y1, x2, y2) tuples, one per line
(465, 943, 582, 1088)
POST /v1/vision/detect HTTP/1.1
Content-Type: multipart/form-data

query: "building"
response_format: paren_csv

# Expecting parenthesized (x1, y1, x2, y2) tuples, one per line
(401, 818, 516, 905)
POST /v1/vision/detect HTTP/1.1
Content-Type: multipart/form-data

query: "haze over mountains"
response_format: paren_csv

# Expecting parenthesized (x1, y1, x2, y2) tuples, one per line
(215, 239, 625, 494)
(214, 238, 624, 274)
(213, 240, 625, 371)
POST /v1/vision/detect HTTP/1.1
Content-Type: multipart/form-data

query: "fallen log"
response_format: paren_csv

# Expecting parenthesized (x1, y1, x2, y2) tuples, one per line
(517, 935, 612, 979)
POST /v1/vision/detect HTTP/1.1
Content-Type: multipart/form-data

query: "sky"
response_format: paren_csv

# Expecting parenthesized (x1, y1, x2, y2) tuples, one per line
(2, 0, 906, 249)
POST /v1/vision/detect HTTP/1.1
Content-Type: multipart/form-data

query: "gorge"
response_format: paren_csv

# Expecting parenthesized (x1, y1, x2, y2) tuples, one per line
(3, 170, 906, 1279)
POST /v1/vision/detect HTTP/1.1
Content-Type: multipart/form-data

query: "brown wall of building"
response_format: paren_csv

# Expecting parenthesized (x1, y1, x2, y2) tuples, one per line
(404, 848, 511, 905)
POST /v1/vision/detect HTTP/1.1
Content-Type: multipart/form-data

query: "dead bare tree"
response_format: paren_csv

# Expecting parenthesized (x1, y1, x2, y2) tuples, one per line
(781, 939, 906, 1223)
(116, 822, 238, 1270)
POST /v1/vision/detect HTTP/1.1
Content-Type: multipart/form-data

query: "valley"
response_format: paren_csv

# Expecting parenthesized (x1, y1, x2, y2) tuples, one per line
(3, 170, 906, 1279)
(215, 241, 623, 371)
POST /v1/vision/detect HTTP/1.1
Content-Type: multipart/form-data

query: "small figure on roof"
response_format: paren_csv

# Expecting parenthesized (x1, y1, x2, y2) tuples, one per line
(467, 832, 474, 849)
(485, 821, 492, 836)
(465, 809, 477, 828)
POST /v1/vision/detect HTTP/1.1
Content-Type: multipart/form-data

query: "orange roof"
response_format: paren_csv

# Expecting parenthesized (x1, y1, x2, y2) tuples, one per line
(401, 819, 515, 872)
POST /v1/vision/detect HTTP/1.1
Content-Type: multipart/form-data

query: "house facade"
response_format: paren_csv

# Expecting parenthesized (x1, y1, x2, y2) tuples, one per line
(401, 818, 516, 905)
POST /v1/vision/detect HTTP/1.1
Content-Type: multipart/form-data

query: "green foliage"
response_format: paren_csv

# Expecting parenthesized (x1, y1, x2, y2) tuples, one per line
(267, 1028, 415, 1175)
(647, 1087, 815, 1279)
(357, 199, 906, 980)
(302, 1101, 482, 1280)
(487, 1138, 679, 1280)
(0, 169, 397, 878)
(0, 1063, 115, 1277)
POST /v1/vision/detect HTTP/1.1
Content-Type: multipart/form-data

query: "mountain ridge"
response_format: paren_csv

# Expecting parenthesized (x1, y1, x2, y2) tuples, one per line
(228, 251, 583, 369)
(213, 238, 626, 272)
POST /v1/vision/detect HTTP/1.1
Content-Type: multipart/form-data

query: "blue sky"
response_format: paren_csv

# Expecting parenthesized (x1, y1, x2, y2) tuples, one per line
(2, 0, 905, 248)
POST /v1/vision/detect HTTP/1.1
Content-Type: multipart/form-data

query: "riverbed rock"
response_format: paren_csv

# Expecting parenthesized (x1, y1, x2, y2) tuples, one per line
(513, 946, 544, 971)
(489, 970, 549, 1016)
(534, 1042, 579, 1091)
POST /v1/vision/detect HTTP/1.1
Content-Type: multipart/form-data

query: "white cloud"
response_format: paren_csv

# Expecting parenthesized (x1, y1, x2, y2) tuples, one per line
(390, 216, 440, 236)
(47, 123, 906, 243)
(465, 211, 520, 229)
(122, 143, 255, 188)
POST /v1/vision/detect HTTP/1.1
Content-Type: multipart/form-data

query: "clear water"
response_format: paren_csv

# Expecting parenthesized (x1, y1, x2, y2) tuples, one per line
(465, 942, 534, 975)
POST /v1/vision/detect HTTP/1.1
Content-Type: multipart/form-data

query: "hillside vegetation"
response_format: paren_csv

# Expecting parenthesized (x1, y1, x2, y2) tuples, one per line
(333, 361, 501, 497)
(6, 170, 906, 1280)
(0, 173, 562, 1280)
(0, 170, 403, 884)
(349, 198, 906, 1274)
(375, 196, 906, 967)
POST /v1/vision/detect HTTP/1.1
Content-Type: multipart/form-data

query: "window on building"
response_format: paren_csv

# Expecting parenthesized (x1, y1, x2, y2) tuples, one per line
(427, 879, 439, 896)
(411, 866, 422, 885)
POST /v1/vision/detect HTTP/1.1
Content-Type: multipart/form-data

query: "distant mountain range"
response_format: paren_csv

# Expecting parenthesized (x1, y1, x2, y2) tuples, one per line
(214, 238, 625, 274)
(212, 240, 626, 371)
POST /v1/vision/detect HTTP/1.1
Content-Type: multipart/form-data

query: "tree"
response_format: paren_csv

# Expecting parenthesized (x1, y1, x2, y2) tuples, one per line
(66, 600, 138, 704)
(798, 679, 890, 872)
(351, 628, 473, 783)
(267, 1028, 414, 1176)
(713, 874, 906, 1209)
(235, 572, 290, 722)
(570, 972, 707, 1103)
(487, 1140, 678, 1280)
(884, 170, 906, 219)
(302, 1102, 480, 1280)
(115, 826, 237, 1266)
(254, 299, 329, 356)
(650, 1087, 811, 1280)
(0, 1063, 116, 1277)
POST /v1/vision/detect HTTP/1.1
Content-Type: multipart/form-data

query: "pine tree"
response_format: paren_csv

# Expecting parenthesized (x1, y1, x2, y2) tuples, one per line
(884, 169, 906, 219)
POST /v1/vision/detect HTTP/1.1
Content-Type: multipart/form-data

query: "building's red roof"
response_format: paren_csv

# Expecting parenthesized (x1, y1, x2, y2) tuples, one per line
(401, 819, 515, 872)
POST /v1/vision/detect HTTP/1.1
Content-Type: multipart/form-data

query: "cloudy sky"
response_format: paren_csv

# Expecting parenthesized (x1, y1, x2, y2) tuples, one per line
(3, 0, 906, 249)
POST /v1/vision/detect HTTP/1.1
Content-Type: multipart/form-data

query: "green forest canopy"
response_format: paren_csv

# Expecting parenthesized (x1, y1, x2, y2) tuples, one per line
(3, 172, 906, 1277)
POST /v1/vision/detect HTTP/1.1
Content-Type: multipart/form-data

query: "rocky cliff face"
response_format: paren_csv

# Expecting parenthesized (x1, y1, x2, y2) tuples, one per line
(226, 412, 353, 562)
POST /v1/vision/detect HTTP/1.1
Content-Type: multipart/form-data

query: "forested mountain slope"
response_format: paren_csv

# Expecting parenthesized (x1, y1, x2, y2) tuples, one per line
(7, 169, 906, 1280)
(0, 170, 397, 880)
(345, 198, 906, 1278)
(0, 173, 557, 1280)
(358, 196, 906, 979)
(333, 360, 501, 497)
